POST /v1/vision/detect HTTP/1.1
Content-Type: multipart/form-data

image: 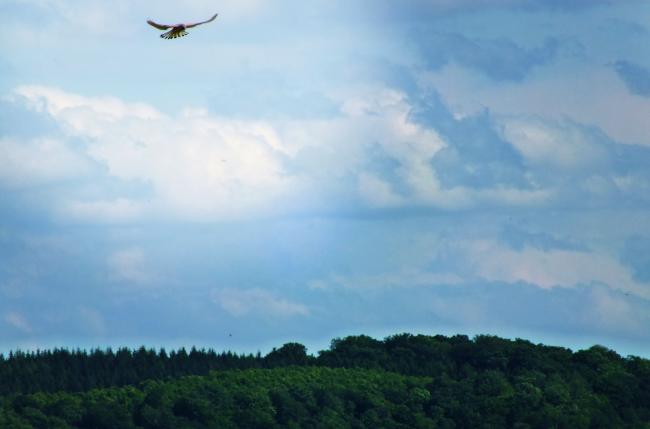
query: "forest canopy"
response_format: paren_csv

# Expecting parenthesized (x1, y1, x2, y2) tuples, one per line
(1, 333, 649, 428)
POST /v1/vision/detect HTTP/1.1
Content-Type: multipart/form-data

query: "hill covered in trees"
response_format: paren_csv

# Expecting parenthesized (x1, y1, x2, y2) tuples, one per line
(1, 333, 649, 428)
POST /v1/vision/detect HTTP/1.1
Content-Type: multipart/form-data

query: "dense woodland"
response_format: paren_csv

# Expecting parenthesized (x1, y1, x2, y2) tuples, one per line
(1, 334, 649, 428)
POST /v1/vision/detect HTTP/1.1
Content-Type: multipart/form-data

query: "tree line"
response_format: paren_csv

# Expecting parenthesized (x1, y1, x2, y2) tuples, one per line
(0, 333, 648, 428)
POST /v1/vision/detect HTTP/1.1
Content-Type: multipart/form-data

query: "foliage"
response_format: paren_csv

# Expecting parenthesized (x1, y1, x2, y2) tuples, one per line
(1, 333, 649, 428)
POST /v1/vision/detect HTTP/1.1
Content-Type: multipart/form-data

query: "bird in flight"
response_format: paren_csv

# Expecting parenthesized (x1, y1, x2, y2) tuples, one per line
(147, 13, 218, 39)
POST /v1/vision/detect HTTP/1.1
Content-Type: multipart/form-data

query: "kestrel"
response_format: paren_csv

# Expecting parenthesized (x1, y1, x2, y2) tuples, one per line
(147, 13, 218, 39)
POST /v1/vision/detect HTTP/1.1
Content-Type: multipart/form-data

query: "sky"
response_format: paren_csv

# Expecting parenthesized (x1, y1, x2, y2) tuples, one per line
(1, 0, 650, 357)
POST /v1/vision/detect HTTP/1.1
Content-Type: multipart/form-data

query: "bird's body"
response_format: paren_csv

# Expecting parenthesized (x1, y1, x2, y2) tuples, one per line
(147, 13, 218, 39)
(159, 24, 189, 40)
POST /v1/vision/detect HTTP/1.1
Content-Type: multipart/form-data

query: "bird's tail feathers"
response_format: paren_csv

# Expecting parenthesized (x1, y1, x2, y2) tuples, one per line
(161, 30, 188, 39)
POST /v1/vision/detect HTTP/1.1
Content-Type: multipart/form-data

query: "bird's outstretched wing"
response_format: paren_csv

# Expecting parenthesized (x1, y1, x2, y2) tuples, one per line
(147, 20, 171, 30)
(184, 13, 218, 28)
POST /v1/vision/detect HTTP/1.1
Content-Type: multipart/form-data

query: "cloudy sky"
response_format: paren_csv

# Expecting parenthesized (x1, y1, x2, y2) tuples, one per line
(2, 0, 650, 357)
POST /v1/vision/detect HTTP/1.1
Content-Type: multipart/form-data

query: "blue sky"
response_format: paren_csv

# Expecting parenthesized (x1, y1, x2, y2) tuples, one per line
(2, 0, 650, 357)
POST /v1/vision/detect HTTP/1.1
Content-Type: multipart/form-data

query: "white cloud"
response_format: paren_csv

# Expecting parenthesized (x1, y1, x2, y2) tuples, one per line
(466, 240, 650, 298)
(423, 63, 650, 146)
(0, 137, 90, 187)
(345, 90, 447, 204)
(333, 89, 553, 209)
(313, 89, 550, 209)
(497, 115, 650, 202)
(14, 86, 297, 221)
(61, 198, 145, 224)
(357, 173, 405, 207)
(14, 85, 161, 135)
(108, 247, 150, 284)
(273, 90, 471, 211)
(3, 84, 608, 223)
(211, 288, 309, 317)
(4, 311, 32, 333)
(5, 85, 453, 220)
(501, 117, 609, 170)
(312, 269, 464, 291)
